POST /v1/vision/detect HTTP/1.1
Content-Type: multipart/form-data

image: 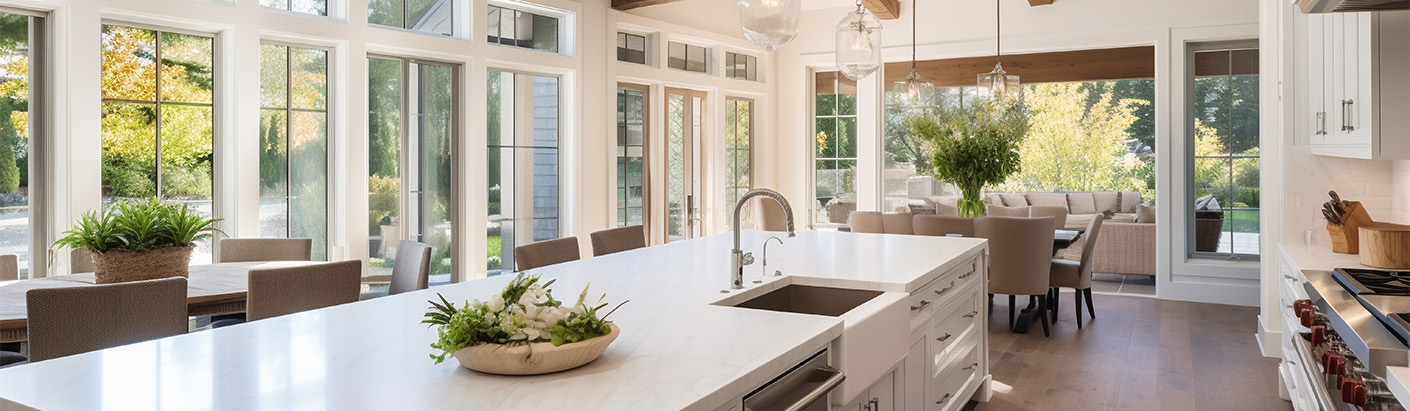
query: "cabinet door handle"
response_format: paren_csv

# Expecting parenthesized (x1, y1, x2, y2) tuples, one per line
(1316, 112, 1327, 135)
(1283, 274, 1297, 281)
(963, 362, 979, 370)
(959, 271, 974, 280)
(936, 333, 952, 342)
(1342, 100, 1355, 132)
(934, 281, 955, 296)
(910, 300, 931, 310)
(869, 398, 878, 410)
(936, 393, 952, 405)
(963, 310, 978, 318)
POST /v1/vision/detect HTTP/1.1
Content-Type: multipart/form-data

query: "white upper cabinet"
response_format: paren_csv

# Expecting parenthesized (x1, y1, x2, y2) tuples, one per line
(1306, 11, 1410, 159)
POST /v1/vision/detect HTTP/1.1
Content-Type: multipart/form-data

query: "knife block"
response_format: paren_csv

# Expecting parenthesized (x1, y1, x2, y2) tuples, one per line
(1328, 201, 1375, 254)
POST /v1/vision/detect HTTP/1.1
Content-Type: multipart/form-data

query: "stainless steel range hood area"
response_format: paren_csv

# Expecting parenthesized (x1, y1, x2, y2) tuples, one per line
(1297, 0, 1409, 13)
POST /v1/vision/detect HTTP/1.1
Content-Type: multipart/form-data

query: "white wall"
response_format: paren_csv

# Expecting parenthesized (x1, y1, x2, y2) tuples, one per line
(20, 0, 769, 281)
(770, 0, 1262, 304)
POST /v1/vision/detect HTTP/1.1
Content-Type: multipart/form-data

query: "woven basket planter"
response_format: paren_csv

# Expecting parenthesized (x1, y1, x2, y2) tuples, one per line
(91, 245, 194, 284)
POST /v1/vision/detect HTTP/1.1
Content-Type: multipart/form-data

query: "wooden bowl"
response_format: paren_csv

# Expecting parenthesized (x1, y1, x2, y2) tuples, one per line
(452, 324, 620, 375)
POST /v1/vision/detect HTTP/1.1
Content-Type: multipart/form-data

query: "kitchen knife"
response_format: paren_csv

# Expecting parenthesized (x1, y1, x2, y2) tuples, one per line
(1324, 209, 1343, 225)
(1324, 202, 1341, 220)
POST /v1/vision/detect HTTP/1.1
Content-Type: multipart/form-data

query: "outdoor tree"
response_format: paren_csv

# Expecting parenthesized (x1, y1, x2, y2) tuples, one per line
(1000, 82, 1146, 198)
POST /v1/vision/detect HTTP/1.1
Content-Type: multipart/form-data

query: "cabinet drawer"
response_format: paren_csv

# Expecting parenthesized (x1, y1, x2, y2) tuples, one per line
(931, 344, 981, 411)
(910, 258, 976, 330)
(929, 288, 981, 361)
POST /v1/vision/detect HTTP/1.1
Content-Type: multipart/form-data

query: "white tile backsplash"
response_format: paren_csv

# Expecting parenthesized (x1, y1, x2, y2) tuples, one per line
(1282, 145, 1396, 246)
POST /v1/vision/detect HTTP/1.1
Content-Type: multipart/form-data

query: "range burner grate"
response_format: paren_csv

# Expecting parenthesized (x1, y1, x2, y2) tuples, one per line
(1333, 268, 1410, 296)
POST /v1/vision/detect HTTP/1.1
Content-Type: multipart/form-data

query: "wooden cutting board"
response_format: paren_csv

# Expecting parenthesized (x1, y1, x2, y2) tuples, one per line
(1359, 223, 1410, 269)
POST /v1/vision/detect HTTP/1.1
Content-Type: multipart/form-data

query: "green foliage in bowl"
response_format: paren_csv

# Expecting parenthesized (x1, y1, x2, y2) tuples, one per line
(423, 273, 626, 364)
(51, 198, 223, 253)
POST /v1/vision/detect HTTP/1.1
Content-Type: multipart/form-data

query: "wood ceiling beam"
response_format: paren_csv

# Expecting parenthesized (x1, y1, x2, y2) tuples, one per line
(611, 0, 688, 11)
(862, 0, 900, 20)
(1028, 0, 1056, 5)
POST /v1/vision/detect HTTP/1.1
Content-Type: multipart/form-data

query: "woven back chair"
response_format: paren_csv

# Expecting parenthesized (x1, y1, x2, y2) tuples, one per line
(0, 254, 16, 281)
(246, 260, 361, 321)
(218, 238, 313, 263)
(389, 241, 433, 295)
(26, 277, 189, 362)
(514, 237, 581, 271)
(590, 226, 646, 257)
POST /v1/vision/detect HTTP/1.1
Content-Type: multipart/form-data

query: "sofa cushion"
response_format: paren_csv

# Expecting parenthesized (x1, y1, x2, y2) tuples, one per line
(987, 205, 1030, 217)
(1110, 213, 1138, 223)
(1136, 204, 1156, 223)
(999, 193, 1029, 207)
(1028, 193, 1068, 209)
(1120, 191, 1142, 213)
(985, 193, 1002, 205)
(1066, 193, 1098, 214)
(1092, 191, 1120, 213)
(933, 202, 958, 217)
(1066, 213, 1099, 230)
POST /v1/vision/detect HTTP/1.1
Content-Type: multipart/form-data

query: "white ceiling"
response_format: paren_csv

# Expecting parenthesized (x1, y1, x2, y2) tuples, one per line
(622, 0, 863, 39)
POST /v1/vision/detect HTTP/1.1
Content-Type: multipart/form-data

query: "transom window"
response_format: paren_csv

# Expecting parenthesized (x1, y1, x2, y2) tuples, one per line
(259, 43, 329, 260)
(616, 32, 647, 65)
(369, 0, 452, 36)
(667, 41, 707, 73)
(725, 52, 757, 81)
(487, 5, 560, 53)
(260, 0, 327, 16)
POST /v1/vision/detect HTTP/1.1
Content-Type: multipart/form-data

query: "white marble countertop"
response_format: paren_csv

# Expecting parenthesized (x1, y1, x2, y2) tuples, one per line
(0, 230, 986, 411)
(1279, 242, 1375, 272)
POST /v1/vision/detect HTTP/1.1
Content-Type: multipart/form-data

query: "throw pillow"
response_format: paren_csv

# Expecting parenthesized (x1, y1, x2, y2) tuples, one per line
(1066, 193, 1098, 214)
(1120, 191, 1142, 213)
(1092, 191, 1120, 213)
(999, 193, 1029, 207)
(1028, 193, 1068, 208)
(1136, 204, 1156, 223)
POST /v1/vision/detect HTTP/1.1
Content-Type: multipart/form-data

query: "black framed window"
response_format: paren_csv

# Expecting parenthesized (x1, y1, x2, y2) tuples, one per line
(487, 5, 559, 53)
(616, 32, 647, 64)
(667, 41, 707, 73)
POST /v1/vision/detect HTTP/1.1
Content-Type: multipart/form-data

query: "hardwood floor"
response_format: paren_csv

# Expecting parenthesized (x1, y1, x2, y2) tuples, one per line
(966, 291, 1289, 411)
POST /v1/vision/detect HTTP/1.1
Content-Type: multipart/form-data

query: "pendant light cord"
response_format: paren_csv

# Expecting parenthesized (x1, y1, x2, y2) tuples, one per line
(911, 0, 918, 70)
(995, 0, 1002, 64)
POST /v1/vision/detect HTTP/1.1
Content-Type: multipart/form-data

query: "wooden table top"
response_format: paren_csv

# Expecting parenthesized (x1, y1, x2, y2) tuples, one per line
(0, 261, 320, 343)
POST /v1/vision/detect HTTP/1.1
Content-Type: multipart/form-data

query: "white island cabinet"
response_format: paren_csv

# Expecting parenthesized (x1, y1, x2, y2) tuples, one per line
(0, 231, 988, 411)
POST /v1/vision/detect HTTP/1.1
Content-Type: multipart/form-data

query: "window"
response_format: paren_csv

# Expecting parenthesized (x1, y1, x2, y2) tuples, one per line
(667, 41, 707, 73)
(100, 25, 216, 265)
(259, 44, 328, 260)
(261, 0, 327, 16)
(616, 32, 647, 65)
(0, 11, 42, 278)
(725, 52, 757, 81)
(488, 71, 561, 275)
(487, 5, 559, 53)
(369, 0, 452, 36)
(1189, 44, 1260, 258)
(724, 98, 753, 227)
(367, 57, 457, 282)
(616, 86, 647, 227)
(813, 71, 856, 226)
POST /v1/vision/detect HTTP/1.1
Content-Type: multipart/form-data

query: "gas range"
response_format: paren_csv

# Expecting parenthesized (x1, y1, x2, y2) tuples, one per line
(1294, 269, 1409, 409)
(1332, 268, 1410, 348)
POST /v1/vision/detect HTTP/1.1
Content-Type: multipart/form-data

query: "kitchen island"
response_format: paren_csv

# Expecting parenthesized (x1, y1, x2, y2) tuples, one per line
(0, 231, 989, 411)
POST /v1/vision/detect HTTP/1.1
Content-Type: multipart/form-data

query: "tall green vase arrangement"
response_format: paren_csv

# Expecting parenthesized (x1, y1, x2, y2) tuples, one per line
(910, 99, 1030, 218)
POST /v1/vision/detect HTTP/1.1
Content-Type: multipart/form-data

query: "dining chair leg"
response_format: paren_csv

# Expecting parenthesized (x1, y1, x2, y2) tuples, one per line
(1051, 287, 1060, 323)
(988, 293, 994, 314)
(1036, 294, 1051, 337)
(1008, 295, 1016, 330)
(1083, 288, 1096, 319)
(1074, 288, 1084, 329)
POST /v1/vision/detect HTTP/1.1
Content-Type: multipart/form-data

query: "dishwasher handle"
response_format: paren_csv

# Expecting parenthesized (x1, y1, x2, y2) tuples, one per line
(781, 365, 845, 411)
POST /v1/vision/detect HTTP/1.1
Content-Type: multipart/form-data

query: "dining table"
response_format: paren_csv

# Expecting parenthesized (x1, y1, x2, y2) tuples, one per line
(0, 261, 319, 343)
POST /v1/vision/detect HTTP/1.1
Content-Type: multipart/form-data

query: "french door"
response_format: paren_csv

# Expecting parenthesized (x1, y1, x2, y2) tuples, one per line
(663, 88, 706, 242)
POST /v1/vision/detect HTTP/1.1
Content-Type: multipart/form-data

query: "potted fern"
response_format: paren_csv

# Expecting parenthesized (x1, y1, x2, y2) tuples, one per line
(52, 199, 222, 283)
(911, 99, 1030, 218)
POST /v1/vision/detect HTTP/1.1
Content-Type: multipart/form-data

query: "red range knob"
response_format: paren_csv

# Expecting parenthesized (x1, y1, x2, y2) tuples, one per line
(1295, 300, 1313, 316)
(1302, 310, 1318, 327)
(1312, 326, 1327, 346)
(1331, 356, 1346, 375)
(1351, 382, 1367, 406)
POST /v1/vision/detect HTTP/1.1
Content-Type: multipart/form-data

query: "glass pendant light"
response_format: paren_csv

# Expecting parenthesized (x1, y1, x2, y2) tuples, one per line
(737, 0, 801, 52)
(893, 0, 934, 112)
(835, 0, 881, 81)
(977, 0, 1020, 100)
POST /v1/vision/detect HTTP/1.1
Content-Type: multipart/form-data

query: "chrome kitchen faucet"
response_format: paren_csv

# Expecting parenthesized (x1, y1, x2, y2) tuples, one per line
(732, 188, 795, 290)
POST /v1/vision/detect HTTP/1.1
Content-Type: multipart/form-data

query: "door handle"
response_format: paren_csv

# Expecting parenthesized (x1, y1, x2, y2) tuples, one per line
(1342, 100, 1355, 132)
(910, 300, 931, 311)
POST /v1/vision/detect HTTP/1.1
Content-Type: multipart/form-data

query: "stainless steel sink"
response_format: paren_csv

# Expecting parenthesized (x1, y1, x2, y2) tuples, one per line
(729, 284, 883, 317)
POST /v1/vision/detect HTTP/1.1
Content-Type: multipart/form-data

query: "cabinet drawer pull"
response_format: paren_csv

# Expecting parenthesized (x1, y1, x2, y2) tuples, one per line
(910, 300, 931, 310)
(963, 310, 978, 318)
(958, 271, 974, 280)
(936, 333, 952, 342)
(1283, 274, 1297, 281)
(934, 281, 955, 296)
(1342, 100, 1355, 132)
(963, 362, 979, 370)
(936, 393, 952, 405)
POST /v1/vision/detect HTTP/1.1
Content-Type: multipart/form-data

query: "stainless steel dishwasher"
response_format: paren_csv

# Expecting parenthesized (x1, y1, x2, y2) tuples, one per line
(742, 349, 845, 411)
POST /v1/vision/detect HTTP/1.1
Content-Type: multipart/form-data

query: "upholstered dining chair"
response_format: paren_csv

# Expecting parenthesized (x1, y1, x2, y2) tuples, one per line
(913, 215, 975, 237)
(388, 241, 433, 296)
(1050, 216, 1104, 329)
(514, 237, 581, 271)
(985, 205, 1031, 217)
(71, 248, 95, 274)
(849, 211, 884, 234)
(25, 277, 188, 362)
(218, 238, 314, 263)
(1028, 205, 1069, 231)
(881, 213, 915, 235)
(975, 216, 1057, 337)
(0, 254, 16, 281)
(590, 226, 646, 257)
(247, 260, 362, 321)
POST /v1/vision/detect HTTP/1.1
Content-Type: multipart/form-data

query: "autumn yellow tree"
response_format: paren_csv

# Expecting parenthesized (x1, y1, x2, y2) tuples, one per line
(997, 82, 1151, 199)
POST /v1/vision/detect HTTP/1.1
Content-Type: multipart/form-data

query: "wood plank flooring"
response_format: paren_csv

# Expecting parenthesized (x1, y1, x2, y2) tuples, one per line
(965, 292, 1289, 411)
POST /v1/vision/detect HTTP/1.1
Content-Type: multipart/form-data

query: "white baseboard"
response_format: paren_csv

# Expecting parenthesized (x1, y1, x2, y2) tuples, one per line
(1257, 314, 1282, 358)
(1156, 278, 1260, 306)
